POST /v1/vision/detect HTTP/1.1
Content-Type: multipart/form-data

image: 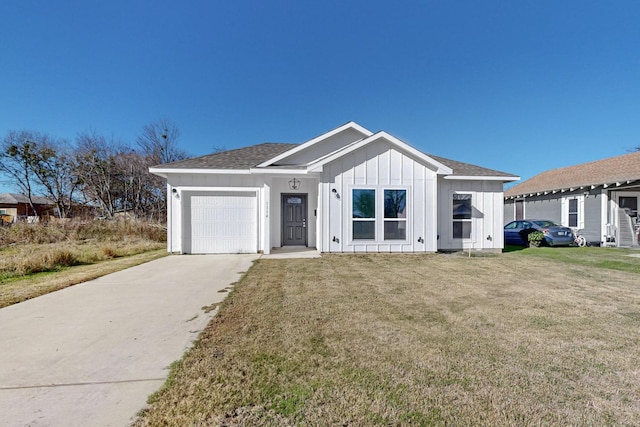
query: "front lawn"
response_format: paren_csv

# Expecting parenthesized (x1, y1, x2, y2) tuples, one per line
(134, 248, 640, 426)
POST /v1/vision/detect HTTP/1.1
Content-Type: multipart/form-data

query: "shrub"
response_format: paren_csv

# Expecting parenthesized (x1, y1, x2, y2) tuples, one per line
(101, 245, 119, 259)
(45, 249, 79, 268)
(527, 230, 545, 247)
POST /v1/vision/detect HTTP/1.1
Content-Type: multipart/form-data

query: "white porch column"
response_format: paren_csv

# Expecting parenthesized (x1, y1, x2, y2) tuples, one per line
(262, 180, 271, 254)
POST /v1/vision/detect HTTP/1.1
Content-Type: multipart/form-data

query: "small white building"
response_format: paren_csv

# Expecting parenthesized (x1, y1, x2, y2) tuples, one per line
(150, 122, 518, 254)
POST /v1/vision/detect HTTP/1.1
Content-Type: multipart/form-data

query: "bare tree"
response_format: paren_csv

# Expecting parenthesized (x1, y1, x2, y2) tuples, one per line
(30, 138, 79, 219)
(0, 130, 77, 218)
(74, 132, 127, 218)
(135, 119, 190, 220)
(136, 118, 187, 165)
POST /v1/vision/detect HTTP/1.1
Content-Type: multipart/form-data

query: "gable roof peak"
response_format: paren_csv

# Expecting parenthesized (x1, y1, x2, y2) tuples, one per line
(256, 121, 373, 167)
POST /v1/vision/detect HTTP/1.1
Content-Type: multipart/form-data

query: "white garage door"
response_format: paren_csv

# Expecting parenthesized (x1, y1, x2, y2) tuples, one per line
(187, 192, 257, 254)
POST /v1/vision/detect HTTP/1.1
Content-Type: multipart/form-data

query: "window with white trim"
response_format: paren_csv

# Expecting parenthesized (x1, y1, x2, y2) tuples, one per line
(351, 188, 408, 241)
(452, 193, 472, 239)
(562, 195, 584, 229)
(384, 189, 407, 240)
(352, 189, 376, 240)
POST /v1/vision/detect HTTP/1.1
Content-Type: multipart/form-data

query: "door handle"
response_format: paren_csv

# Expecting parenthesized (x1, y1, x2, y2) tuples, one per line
(302, 219, 306, 228)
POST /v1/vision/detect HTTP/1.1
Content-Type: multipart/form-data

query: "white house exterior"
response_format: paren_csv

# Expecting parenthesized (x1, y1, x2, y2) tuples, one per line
(150, 122, 518, 254)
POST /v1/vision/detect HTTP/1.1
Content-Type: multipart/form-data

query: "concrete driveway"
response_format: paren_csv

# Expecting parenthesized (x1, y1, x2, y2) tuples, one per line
(0, 254, 258, 427)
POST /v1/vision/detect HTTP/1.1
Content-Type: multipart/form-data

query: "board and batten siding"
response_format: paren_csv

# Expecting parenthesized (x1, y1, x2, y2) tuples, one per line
(319, 140, 438, 253)
(437, 179, 505, 251)
(277, 128, 368, 166)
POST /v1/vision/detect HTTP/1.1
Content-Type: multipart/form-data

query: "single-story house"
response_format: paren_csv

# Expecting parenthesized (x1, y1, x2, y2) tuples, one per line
(150, 122, 519, 254)
(504, 150, 640, 247)
(0, 193, 56, 224)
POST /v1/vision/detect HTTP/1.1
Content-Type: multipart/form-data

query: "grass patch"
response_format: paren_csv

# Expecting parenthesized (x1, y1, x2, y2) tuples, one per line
(0, 219, 167, 307)
(134, 250, 640, 426)
(511, 246, 640, 274)
(0, 249, 166, 308)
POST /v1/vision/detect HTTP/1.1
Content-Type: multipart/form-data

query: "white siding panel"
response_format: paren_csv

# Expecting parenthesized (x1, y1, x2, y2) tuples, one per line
(323, 140, 438, 253)
(390, 149, 402, 184)
(379, 150, 390, 185)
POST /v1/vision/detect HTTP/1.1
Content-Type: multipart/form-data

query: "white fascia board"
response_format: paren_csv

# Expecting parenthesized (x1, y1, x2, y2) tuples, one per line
(249, 168, 311, 175)
(444, 175, 521, 182)
(306, 131, 454, 175)
(149, 168, 168, 178)
(176, 186, 261, 192)
(149, 167, 252, 176)
(256, 121, 373, 167)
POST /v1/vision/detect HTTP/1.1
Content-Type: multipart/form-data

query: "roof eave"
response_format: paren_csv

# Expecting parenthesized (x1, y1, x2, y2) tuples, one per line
(505, 180, 640, 199)
(445, 175, 520, 182)
(149, 167, 253, 177)
(249, 167, 313, 175)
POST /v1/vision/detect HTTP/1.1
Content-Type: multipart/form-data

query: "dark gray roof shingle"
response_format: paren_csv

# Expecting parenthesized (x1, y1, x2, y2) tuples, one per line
(155, 143, 298, 169)
(154, 142, 516, 178)
(429, 155, 517, 177)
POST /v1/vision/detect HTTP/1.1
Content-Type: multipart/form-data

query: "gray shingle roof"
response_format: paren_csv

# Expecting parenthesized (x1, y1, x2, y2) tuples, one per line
(155, 143, 298, 169)
(153, 142, 516, 178)
(0, 193, 53, 205)
(429, 155, 517, 177)
(505, 150, 640, 197)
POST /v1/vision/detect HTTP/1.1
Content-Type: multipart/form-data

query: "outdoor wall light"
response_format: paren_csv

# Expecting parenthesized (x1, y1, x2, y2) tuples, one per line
(288, 178, 301, 190)
(331, 188, 340, 199)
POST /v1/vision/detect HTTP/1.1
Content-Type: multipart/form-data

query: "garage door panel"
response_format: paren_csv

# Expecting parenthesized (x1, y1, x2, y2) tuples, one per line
(187, 192, 257, 254)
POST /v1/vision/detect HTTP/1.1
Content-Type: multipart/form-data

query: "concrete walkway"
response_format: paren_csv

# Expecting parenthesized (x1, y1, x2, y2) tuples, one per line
(0, 254, 258, 427)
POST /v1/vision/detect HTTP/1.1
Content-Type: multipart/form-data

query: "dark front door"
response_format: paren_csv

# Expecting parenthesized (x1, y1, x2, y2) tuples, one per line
(282, 194, 307, 246)
(620, 196, 638, 218)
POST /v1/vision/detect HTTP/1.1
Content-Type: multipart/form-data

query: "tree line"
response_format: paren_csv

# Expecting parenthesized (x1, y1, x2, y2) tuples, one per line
(0, 119, 187, 222)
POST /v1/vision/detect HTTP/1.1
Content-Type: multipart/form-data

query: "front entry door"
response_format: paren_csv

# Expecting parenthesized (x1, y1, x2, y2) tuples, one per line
(282, 194, 307, 246)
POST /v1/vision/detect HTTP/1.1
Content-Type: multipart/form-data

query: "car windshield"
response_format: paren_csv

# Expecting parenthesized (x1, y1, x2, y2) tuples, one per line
(532, 220, 558, 227)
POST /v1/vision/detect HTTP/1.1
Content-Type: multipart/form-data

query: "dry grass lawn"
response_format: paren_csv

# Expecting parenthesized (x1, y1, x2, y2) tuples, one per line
(0, 220, 166, 307)
(134, 248, 640, 426)
(0, 248, 166, 308)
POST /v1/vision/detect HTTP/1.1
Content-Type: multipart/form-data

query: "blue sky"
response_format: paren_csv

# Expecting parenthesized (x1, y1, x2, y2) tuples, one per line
(2, 0, 639, 185)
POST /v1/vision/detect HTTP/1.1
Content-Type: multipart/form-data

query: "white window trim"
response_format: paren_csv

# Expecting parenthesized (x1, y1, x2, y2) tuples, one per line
(561, 195, 585, 229)
(451, 191, 474, 242)
(351, 187, 377, 241)
(349, 185, 410, 243)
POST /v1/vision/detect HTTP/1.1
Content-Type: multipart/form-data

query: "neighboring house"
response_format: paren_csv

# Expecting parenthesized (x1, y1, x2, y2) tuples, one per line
(504, 150, 640, 247)
(150, 122, 519, 254)
(0, 193, 56, 223)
